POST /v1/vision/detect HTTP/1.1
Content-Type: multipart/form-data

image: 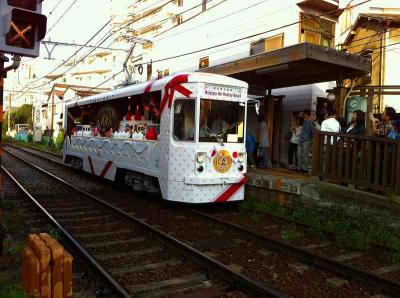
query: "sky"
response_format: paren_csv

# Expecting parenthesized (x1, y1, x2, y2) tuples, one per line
(40, 0, 113, 60)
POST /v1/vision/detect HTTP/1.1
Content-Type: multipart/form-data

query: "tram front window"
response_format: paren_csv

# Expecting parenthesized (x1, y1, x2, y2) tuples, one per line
(199, 99, 245, 143)
(173, 98, 195, 141)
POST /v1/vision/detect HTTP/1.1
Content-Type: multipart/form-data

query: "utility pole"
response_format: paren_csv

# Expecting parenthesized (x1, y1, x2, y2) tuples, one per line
(7, 94, 11, 134)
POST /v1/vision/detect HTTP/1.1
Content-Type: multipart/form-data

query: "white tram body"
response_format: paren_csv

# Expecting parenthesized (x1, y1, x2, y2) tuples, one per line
(63, 73, 248, 203)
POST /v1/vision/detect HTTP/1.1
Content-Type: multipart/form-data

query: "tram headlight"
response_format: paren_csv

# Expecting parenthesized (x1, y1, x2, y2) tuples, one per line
(196, 153, 206, 163)
(197, 165, 204, 173)
(238, 153, 245, 163)
(237, 165, 244, 172)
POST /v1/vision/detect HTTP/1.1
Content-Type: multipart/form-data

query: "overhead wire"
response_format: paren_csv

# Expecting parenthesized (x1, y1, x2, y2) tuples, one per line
(47, 0, 66, 17)
(16, 0, 173, 92)
(46, 0, 80, 35)
(13, 0, 214, 98)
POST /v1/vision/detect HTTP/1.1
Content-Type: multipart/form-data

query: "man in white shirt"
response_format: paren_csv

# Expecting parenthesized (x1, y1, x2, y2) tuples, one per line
(321, 110, 340, 144)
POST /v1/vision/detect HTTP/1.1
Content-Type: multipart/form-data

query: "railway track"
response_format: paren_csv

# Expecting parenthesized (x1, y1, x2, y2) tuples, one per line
(4, 144, 400, 297)
(2, 146, 281, 297)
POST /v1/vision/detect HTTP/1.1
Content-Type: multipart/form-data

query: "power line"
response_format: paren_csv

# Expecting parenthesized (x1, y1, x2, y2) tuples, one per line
(154, 0, 281, 40)
(41, 40, 129, 52)
(13, 0, 176, 98)
(47, 0, 80, 35)
(47, 0, 66, 17)
(12, 18, 113, 99)
(14, 0, 208, 97)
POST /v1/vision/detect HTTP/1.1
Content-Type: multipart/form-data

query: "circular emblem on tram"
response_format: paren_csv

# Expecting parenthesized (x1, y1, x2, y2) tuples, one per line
(213, 150, 233, 173)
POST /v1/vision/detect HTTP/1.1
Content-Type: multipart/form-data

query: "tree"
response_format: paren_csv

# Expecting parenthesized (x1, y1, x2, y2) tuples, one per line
(14, 104, 33, 127)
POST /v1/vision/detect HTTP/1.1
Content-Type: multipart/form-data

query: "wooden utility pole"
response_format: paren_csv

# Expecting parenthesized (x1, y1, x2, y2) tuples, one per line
(7, 94, 11, 134)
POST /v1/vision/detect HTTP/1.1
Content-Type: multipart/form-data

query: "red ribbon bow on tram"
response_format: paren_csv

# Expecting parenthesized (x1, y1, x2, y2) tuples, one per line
(160, 74, 192, 113)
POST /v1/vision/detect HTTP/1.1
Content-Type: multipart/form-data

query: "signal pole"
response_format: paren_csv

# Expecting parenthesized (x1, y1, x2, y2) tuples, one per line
(0, 54, 8, 256)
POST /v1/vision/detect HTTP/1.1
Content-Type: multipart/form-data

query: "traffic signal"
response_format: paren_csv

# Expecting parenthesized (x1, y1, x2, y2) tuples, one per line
(0, 0, 47, 57)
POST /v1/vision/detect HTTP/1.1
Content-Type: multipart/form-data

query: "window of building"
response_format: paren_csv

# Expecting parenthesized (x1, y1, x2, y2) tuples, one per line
(174, 0, 183, 7)
(173, 14, 183, 25)
(265, 34, 284, 52)
(300, 13, 335, 48)
(163, 69, 169, 76)
(157, 70, 163, 79)
(202, 0, 207, 11)
(340, 8, 352, 34)
(250, 33, 284, 55)
(199, 56, 209, 69)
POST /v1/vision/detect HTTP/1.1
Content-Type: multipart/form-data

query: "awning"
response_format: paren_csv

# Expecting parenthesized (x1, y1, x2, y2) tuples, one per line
(201, 43, 371, 90)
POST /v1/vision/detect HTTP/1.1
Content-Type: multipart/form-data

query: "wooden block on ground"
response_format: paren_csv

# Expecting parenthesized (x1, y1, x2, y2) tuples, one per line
(39, 233, 64, 298)
(22, 247, 40, 298)
(28, 234, 51, 298)
(63, 251, 73, 298)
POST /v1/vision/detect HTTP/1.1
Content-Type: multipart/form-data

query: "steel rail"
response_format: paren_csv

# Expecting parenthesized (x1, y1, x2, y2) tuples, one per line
(189, 209, 400, 297)
(2, 165, 132, 298)
(3, 148, 285, 298)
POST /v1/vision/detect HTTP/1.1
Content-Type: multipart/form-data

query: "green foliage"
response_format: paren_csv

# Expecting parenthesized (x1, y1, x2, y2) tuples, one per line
(55, 130, 64, 150)
(46, 225, 61, 240)
(242, 198, 400, 255)
(0, 284, 25, 298)
(281, 226, 302, 242)
(27, 134, 33, 143)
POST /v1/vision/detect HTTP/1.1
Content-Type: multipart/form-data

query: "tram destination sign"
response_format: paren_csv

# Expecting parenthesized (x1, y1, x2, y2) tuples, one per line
(202, 84, 244, 101)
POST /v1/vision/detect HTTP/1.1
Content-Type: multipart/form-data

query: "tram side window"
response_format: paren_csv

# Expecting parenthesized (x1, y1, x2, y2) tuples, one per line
(173, 99, 195, 141)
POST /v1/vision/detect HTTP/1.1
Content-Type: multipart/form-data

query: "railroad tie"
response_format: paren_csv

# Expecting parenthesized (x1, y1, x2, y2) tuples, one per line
(301, 242, 332, 250)
(125, 272, 208, 296)
(332, 252, 363, 262)
(110, 259, 183, 275)
(372, 264, 400, 275)
(84, 237, 146, 249)
(95, 247, 161, 260)
(59, 215, 111, 224)
(50, 210, 100, 218)
(73, 229, 131, 239)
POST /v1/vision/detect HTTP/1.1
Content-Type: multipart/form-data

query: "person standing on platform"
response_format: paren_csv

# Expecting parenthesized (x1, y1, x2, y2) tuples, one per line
(246, 128, 256, 168)
(369, 106, 396, 138)
(321, 110, 340, 144)
(288, 117, 302, 171)
(258, 114, 271, 168)
(347, 110, 366, 136)
(297, 109, 313, 173)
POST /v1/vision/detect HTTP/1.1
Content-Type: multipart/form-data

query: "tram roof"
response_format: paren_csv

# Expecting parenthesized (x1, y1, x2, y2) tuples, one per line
(65, 72, 248, 109)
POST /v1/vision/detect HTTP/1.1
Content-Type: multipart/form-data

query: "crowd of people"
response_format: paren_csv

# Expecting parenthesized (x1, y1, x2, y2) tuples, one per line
(245, 106, 400, 172)
(284, 106, 400, 173)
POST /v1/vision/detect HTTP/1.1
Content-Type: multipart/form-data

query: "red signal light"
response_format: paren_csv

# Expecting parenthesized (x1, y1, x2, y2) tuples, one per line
(7, 0, 37, 11)
(5, 9, 46, 49)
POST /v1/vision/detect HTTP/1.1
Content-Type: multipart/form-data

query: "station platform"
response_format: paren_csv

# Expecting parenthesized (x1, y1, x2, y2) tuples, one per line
(246, 167, 310, 196)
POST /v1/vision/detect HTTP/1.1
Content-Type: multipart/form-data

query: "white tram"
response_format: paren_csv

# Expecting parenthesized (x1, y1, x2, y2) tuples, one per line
(63, 73, 248, 203)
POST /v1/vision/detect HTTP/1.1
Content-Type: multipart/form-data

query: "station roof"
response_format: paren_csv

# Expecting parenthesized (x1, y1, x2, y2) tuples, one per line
(201, 42, 371, 90)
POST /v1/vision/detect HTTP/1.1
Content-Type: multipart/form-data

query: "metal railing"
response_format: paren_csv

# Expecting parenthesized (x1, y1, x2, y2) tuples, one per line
(312, 131, 400, 196)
